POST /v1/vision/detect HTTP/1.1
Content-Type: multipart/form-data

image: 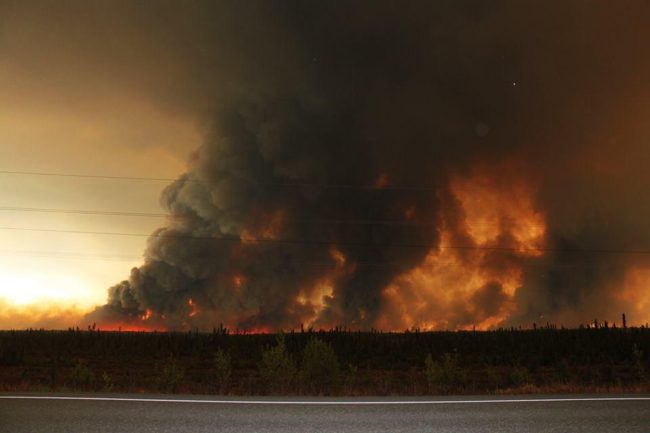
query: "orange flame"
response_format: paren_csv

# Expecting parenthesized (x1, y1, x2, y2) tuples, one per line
(294, 247, 355, 328)
(330, 246, 346, 269)
(237, 326, 273, 334)
(188, 298, 199, 317)
(140, 309, 152, 321)
(404, 206, 416, 220)
(450, 173, 545, 254)
(617, 267, 650, 325)
(377, 167, 546, 331)
(240, 209, 284, 243)
(99, 323, 165, 332)
(232, 274, 245, 289)
(375, 173, 391, 188)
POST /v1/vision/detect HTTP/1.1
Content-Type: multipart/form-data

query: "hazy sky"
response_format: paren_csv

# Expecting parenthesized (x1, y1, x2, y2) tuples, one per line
(0, 1, 202, 323)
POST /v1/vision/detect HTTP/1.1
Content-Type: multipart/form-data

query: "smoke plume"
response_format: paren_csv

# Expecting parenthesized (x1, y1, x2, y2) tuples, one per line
(61, 0, 650, 330)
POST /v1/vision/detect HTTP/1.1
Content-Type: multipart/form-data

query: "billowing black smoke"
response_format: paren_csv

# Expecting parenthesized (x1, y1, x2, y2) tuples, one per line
(93, 94, 443, 329)
(82, 0, 650, 329)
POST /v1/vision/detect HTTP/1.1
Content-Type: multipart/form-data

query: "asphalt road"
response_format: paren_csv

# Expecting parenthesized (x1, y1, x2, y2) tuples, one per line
(1, 393, 649, 432)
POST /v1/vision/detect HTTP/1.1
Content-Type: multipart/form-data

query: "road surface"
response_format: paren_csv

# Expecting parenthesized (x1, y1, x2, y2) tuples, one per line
(1, 393, 649, 432)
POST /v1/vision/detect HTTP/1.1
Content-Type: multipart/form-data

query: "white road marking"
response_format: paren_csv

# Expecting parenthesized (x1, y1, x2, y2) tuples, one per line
(0, 396, 649, 405)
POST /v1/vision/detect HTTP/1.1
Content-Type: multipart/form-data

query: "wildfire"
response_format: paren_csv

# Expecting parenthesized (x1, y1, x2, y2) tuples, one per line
(618, 267, 650, 325)
(404, 206, 416, 220)
(374, 173, 391, 188)
(294, 248, 354, 327)
(99, 323, 165, 332)
(449, 173, 546, 254)
(376, 167, 546, 331)
(100, 308, 162, 331)
(296, 280, 334, 314)
(330, 247, 346, 269)
(238, 326, 272, 334)
(232, 274, 245, 289)
(188, 298, 199, 317)
(140, 309, 152, 321)
(240, 209, 284, 243)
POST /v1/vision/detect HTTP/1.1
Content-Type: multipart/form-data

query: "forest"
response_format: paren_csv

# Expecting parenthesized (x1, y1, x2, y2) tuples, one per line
(0, 324, 648, 396)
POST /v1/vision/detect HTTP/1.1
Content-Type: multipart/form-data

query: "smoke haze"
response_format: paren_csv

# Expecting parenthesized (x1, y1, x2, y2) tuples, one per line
(3, 1, 650, 330)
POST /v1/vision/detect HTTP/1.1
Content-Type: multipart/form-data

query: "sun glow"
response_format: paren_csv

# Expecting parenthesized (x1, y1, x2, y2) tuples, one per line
(0, 268, 95, 307)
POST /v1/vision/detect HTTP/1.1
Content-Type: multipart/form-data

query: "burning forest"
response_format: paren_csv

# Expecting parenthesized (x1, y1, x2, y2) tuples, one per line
(78, 1, 650, 332)
(3, 1, 648, 332)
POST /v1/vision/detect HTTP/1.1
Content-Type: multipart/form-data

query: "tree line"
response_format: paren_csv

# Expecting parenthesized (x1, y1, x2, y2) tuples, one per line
(0, 326, 648, 395)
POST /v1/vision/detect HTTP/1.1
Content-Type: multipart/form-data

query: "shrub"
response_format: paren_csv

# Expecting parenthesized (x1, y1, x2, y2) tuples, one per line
(259, 333, 296, 393)
(508, 366, 531, 387)
(632, 344, 646, 383)
(213, 348, 232, 392)
(159, 356, 185, 393)
(425, 352, 464, 392)
(70, 359, 94, 390)
(485, 366, 502, 390)
(101, 371, 113, 392)
(48, 358, 59, 390)
(301, 338, 340, 395)
(345, 364, 359, 393)
(554, 358, 570, 383)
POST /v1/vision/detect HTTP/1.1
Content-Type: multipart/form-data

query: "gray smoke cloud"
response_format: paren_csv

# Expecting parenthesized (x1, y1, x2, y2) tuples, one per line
(13, 0, 642, 329)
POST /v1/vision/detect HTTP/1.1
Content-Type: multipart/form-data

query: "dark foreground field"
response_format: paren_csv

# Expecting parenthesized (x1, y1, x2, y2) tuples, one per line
(0, 327, 648, 395)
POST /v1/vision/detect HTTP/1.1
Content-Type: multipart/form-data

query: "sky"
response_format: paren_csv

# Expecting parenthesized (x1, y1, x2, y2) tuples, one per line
(0, 1, 201, 325)
(1, 1, 650, 330)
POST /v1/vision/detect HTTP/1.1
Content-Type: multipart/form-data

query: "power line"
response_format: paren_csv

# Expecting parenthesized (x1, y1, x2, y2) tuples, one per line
(0, 170, 176, 183)
(0, 225, 648, 255)
(0, 250, 624, 268)
(0, 249, 405, 267)
(0, 169, 437, 191)
(0, 205, 547, 228)
(0, 250, 142, 262)
(0, 246, 643, 268)
(0, 206, 167, 218)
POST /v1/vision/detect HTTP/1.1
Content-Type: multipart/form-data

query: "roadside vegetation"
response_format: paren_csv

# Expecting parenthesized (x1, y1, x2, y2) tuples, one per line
(0, 325, 648, 395)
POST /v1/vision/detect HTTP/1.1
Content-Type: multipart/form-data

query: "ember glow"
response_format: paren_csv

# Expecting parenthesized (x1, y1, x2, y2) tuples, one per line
(187, 298, 198, 317)
(240, 210, 285, 244)
(618, 267, 650, 323)
(140, 309, 152, 321)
